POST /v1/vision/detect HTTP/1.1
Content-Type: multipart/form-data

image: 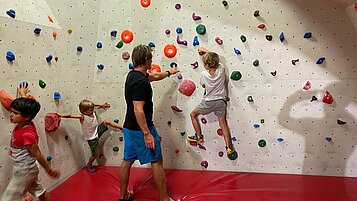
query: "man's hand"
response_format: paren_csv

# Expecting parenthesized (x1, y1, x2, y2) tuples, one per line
(144, 133, 156, 149)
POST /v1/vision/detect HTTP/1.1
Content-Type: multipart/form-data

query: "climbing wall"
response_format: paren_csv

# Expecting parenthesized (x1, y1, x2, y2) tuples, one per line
(0, 0, 101, 194)
(0, 0, 357, 196)
(91, 0, 357, 177)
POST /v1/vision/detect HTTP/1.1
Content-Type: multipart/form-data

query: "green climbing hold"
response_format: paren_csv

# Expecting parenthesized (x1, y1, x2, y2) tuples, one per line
(258, 139, 266, 147)
(116, 40, 124, 49)
(112, 146, 119, 152)
(227, 150, 238, 160)
(253, 59, 259, 67)
(247, 95, 254, 102)
(240, 35, 246, 43)
(39, 79, 46, 88)
(230, 71, 242, 81)
(196, 24, 206, 35)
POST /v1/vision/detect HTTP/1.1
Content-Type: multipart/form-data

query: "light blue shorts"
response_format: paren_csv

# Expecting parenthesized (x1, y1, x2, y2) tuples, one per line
(123, 125, 162, 165)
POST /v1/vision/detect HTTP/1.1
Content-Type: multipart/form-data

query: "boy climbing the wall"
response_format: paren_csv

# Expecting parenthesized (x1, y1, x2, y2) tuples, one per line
(2, 84, 60, 201)
(187, 47, 238, 160)
(57, 99, 122, 173)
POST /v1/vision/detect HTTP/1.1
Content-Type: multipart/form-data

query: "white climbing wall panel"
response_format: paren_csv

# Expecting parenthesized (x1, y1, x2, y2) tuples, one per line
(0, 0, 357, 195)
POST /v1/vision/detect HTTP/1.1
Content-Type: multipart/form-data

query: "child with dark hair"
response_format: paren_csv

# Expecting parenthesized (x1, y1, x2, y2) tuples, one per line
(57, 99, 122, 173)
(2, 85, 60, 201)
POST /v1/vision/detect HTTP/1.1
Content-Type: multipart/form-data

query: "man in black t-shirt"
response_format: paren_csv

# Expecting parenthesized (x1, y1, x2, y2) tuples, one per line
(119, 44, 178, 201)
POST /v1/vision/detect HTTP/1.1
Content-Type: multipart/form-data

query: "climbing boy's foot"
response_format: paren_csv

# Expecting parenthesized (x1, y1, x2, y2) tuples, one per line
(186, 134, 204, 143)
(118, 193, 134, 201)
(226, 145, 238, 160)
(86, 166, 97, 173)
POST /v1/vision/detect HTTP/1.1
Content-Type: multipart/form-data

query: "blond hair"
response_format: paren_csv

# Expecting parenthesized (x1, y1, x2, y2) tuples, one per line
(79, 99, 94, 114)
(202, 52, 219, 69)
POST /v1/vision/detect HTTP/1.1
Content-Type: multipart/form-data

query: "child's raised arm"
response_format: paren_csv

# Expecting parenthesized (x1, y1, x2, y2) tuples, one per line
(57, 113, 84, 122)
(94, 102, 110, 109)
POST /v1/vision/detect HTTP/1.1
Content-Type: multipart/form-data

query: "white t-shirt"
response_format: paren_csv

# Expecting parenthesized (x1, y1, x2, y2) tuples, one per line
(200, 63, 226, 101)
(81, 114, 98, 140)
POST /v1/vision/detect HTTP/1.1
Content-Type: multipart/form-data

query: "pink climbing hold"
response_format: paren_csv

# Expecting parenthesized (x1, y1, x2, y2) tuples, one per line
(198, 144, 206, 150)
(215, 37, 223, 45)
(171, 105, 183, 112)
(303, 81, 311, 90)
(176, 35, 188, 46)
(45, 113, 61, 133)
(178, 79, 196, 96)
(201, 117, 207, 124)
(218, 151, 224, 157)
(322, 90, 334, 104)
(191, 61, 198, 69)
(192, 13, 201, 21)
(201, 160, 208, 168)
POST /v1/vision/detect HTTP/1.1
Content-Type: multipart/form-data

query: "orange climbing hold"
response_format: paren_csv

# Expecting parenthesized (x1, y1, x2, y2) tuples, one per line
(121, 29, 134, 43)
(148, 64, 161, 73)
(164, 44, 177, 58)
(0, 90, 14, 111)
(140, 0, 151, 7)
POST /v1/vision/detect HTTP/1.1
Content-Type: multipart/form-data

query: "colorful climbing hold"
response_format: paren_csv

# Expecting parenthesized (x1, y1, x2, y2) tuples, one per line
(303, 32, 312, 39)
(247, 95, 254, 102)
(230, 71, 242, 81)
(325, 136, 332, 142)
(170, 62, 178, 68)
(148, 42, 155, 47)
(253, 123, 260, 128)
(191, 61, 198, 69)
(34, 27, 41, 35)
(277, 137, 284, 142)
(192, 13, 201, 21)
(176, 35, 188, 46)
(128, 63, 134, 69)
(292, 59, 299, 65)
(121, 29, 134, 43)
(46, 156, 52, 161)
(196, 24, 206, 35)
(240, 35, 247, 43)
(217, 128, 223, 136)
(193, 36, 199, 47)
(265, 35, 273, 41)
(316, 57, 325, 64)
(96, 42, 103, 49)
(254, 10, 260, 17)
(279, 32, 285, 42)
(114, 119, 120, 123)
(201, 160, 208, 169)
(180, 131, 186, 136)
(227, 151, 238, 160)
(311, 96, 318, 102)
(53, 91, 61, 99)
(233, 48, 241, 55)
(322, 91, 334, 104)
(77, 46, 83, 52)
(97, 64, 104, 70)
(46, 55, 53, 62)
(260, 119, 265, 123)
(176, 27, 183, 34)
(67, 28, 73, 34)
(257, 24, 265, 29)
(303, 81, 311, 90)
(48, 16, 53, 23)
(198, 144, 206, 150)
(122, 51, 130, 60)
(178, 79, 196, 96)
(270, 71, 277, 76)
(39, 80, 46, 89)
(6, 9, 16, 18)
(258, 139, 266, 147)
(148, 64, 161, 73)
(140, 0, 151, 8)
(54, 56, 58, 62)
(165, 29, 171, 35)
(119, 136, 124, 141)
(52, 31, 57, 38)
(6, 51, 15, 62)
(201, 117, 207, 124)
(116, 40, 124, 49)
(113, 146, 119, 152)
(110, 30, 117, 37)
(175, 3, 181, 9)
(222, 0, 228, 7)
(337, 119, 346, 125)
(253, 59, 259, 67)
(171, 105, 183, 112)
(164, 44, 177, 58)
(218, 151, 224, 157)
(215, 37, 223, 45)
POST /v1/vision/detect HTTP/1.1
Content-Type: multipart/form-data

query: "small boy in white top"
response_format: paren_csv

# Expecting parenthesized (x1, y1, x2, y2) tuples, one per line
(57, 99, 122, 172)
(187, 47, 237, 160)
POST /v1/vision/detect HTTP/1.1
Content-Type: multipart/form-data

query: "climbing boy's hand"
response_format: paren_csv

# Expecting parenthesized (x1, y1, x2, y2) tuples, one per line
(101, 102, 111, 109)
(48, 168, 60, 178)
(17, 84, 30, 98)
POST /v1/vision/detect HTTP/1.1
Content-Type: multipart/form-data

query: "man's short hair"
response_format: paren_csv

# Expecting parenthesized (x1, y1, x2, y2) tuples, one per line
(132, 44, 153, 68)
(10, 98, 41, 120)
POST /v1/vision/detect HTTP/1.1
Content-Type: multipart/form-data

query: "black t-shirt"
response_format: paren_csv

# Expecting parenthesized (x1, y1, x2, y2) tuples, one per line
(123, 70, 154, 130)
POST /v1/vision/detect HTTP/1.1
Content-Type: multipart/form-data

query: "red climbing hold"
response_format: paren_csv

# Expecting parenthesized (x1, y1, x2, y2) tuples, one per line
(257, 24, 265, 29)
(322, 90, 334, 104)
(0, 90, 14, 111)
(178, 79, 196, 96)
(48, 16, 53, 23)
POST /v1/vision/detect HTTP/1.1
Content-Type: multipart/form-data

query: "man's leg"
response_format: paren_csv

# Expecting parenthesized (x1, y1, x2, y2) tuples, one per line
(151, 160, 170, 201)
(119, 160, 133, 199)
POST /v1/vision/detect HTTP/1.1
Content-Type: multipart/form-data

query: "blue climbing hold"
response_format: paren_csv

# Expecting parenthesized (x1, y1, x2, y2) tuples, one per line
(19, 81, 28, 88)
(279, 32, 285, 42)
(129, 63, 134, 69)
(77, 46, 83, 52)
(325, 136, 332, 142)
(303, 32, 312, 39)
(46, 156, 52, 161)
(170, 62, 178, 68)
(180, 131, 186, 136)
(176, 27, 183, 34)
(96, 42, 103, 49)
(316, 57, 325, 64)
(34, 27, 41, 35)
(110, 30, 117, 37)
(6, 9, 16, 18)
(233, 48, 241, 55)
(46, 55, 53, 62)
(6, 51, 15, 62)
(253, 123, 260, 128)
(97, 64, 104, 70)
(148, 42, 155, 47)
(277, 137, 284, 142)
(119, 136, 124, 141)
(231, 137, 237, 141)
(114, 119, 120, 123)
(53, 91, 61, 99)
(193, 36, 199, 47)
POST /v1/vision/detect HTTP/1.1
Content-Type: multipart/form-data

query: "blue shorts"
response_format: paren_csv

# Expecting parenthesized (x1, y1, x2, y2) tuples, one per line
(123, 125, 162, 165)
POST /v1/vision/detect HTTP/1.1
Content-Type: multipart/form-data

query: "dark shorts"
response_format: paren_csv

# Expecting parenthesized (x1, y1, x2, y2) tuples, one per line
(123, 125, 162, 165)
(87, 122, 108, 156)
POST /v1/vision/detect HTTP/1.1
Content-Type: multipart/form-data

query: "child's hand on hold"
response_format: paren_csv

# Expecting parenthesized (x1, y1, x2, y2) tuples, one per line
(48, 168, 60, 178)
(102, 102, 111, 109)
(17, 83, 30, 97)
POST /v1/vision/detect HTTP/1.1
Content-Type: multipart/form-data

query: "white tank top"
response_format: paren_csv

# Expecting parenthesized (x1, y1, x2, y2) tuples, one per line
(81, 114, 98, 140)
(200, 63, 227, 101)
